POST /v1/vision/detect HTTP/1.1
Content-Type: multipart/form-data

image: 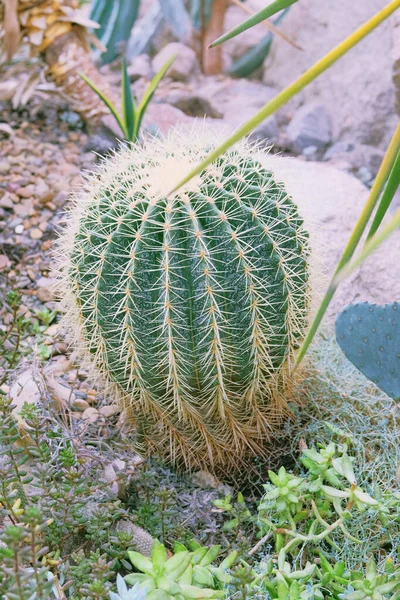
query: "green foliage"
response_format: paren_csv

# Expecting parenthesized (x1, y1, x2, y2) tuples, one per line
(60, 133, 310, 469)
(210, 0, 298, 48)
(125, 539, 231, 598)
(90, 0, 140, 64)
(228, 9, 289, 79)
(336, 302, 400, 401)
(79, 55, 175, 142)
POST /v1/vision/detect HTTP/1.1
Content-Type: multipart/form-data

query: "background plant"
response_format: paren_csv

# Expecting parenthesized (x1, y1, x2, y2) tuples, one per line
(79, 55, 175, 143)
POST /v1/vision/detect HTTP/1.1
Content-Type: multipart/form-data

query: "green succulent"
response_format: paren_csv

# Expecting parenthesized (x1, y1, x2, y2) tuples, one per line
(125, 540, 235, 599)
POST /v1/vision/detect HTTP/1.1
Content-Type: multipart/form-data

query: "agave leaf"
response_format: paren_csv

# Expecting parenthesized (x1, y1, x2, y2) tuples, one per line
(210, 0, 298, 48)
(121, 58, 136, 141)
(78, 71, 127, 138)
(229, 33, 273, 78)
(135, 54, 176, 139)
(160, 0, 191, 41)
(190, 0, 214, 30)
(228, 9, 289, 78)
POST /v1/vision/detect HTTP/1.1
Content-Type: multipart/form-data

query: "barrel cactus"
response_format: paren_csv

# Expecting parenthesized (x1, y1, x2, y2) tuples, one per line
(58, 129, 311, 470)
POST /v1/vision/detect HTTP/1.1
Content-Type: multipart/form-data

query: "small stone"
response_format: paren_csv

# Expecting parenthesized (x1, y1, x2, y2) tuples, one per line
(0, 193, 14, 209)
(36, 276, 57, 302)
(17, 185, 35, 199)
(30, 228, 43, 240)
(287, 103, 332, 155)
(152, 43, 199, 82)
(128, 54, 153, 81)
(15, 224, 24, 234)
(0, 160, 10, 174)
(0, 254, 10, 270)
(99, 404, 120, 418)
(72, 398, 90, 412)
(82, 407, 100, 424)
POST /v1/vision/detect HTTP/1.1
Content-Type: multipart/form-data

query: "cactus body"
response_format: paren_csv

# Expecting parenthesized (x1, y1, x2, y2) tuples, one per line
(59, 130, 310, 469)
(336, 301, 400, 401)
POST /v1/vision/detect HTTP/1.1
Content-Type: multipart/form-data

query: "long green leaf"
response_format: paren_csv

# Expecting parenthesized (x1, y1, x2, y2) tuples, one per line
(78, 71, 127, 138)
(209, 0, 298, 48)
(121, 58, 136, 141)
(228, 8, 289, 78)
(170, 0, 400, 195)
(365, 149, 400, 241)
(134, 54, 176, 140)
(294, 122, 400, 368)
(334, 210, 400, 285)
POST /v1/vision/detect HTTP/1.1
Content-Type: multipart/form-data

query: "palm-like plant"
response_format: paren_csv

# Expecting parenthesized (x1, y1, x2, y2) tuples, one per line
(0, 0, 117, 124)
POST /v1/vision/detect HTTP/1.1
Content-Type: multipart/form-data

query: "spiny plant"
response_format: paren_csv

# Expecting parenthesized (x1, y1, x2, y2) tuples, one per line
(57, 128, 311, 471)
(335, 301, 400, 401)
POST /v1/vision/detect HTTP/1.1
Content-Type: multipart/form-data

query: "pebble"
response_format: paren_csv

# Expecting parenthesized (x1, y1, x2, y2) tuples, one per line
(30, 228, 43, 240)
(0, 254, 10, 270)
(17, 184, 35, 199)
(72, 398, 90, 412)
(0, 160, 10, 174)
(15, 224, 24, 234)
(99, 405, 120, 418)
(82, 407, 100, 424)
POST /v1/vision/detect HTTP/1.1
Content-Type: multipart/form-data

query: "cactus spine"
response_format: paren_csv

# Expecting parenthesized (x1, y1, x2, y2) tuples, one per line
(58, 129, 310, 470)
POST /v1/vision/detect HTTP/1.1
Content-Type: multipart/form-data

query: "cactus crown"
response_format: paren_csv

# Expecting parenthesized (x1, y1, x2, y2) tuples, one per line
(58, 128, 311, 470)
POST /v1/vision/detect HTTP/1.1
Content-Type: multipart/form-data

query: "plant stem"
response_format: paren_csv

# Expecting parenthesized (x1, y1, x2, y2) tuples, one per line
(295, 122, 400, 367)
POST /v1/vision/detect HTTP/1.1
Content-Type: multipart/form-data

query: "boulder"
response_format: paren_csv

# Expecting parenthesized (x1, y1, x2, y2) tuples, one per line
(260, 155, 400, 321)
(127, 54, 154, 82)
(152, 43, 199, 82)
(263, 0, 398, 149)
(142, 102, 195, 135)
(286, 103, 332, 155)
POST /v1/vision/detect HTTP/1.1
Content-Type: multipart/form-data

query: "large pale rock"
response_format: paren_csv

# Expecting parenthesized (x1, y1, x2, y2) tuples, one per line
(263, 1, 398, 149)
(260, 155, 400, 321)
(152, 43, 199, 82)
(196, 77, 277, 126)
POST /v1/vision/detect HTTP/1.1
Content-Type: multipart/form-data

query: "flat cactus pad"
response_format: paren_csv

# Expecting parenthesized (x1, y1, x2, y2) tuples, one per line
(335, 301, 400, 401)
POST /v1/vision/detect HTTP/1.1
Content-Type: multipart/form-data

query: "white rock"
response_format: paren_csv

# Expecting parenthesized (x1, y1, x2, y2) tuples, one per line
(35, 277, 57, 303)
(260, 155, 400, 321)
(152, 43, 199, 82)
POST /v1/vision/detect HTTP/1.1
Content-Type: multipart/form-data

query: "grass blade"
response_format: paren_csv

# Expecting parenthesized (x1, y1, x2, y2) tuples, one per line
(78, 71, 127, 138)
(294, 122, 400, 368)
(365, 149, 400, 241)
(135, 54, 176, 140)
(169, 0, 400, 195)
(334, 210, 400, 285)
(209, 0, 298, 48)
(122, 58, 136, 141)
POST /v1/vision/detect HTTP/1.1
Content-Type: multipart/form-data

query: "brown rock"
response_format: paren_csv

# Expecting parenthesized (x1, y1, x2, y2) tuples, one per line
(36, 276, 57, 302)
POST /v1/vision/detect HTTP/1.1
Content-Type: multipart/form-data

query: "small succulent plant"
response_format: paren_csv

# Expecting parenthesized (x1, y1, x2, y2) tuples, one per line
(335, 301, 400, 401)
(110, 574, 148, 600)
(125, 539, 233, 599)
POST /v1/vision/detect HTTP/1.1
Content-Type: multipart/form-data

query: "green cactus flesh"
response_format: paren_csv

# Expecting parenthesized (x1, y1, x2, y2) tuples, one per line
(60, 134, 310, 468)
(336, 301, 400, 401)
